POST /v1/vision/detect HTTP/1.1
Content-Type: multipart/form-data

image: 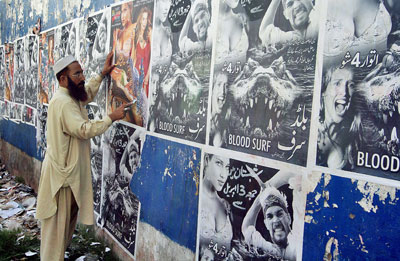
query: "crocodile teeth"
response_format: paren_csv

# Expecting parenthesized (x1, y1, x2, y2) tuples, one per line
(277, 110, 281, 119)
(265, 97, 268, 105)
(383, 113, 388, 124)
(268, 119, 273, 130)
(250, 98, 254, 108)
(269, 99, 274, 110)
(255, 97, 258, 104)
(389, 111, 393, 117)
(246, 116, 250, 128)
(398, 102, 400, 114)
(391, 127, 398, 141)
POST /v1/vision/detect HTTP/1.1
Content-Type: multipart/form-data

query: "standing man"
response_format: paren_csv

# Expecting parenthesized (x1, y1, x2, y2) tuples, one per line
(36, 52, 127, 260)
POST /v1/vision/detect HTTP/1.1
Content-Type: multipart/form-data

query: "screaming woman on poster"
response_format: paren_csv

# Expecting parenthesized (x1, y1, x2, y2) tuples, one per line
(133, 7, 152, 97)
(317, 66, 363, 170)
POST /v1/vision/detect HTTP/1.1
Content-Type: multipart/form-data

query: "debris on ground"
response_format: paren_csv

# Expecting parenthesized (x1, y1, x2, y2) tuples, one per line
(0, 160, 119, 261)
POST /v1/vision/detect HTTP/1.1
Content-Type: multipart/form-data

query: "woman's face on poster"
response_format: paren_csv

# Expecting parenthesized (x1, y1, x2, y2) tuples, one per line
(121, 4, 132, 28)
(193, 8, 210, 41)
(98, 24, 107, 52)
(141, 12, 149, 30)
(157, 0, 171, 23)
(323, 68, 354, 124)
(212, 73, 228, 116)
(205, 155, 230, 192)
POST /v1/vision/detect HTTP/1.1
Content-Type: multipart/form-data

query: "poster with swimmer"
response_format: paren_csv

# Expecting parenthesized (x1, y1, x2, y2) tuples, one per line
(0, 45, 5, 101)
(108, 0, 154, 128)
(24, 35, 39, 109)
(82, 9, 111, 118)
(4, 44, 14, 102)
(209, 0, 321, 166)
(147, 0, 216, 144)
(99, 122, 145, 258)
(197, 152, 304, 261)
(54, 19, 80, 62)
(13, 37, 25, 105)
(317, 0, 400, 180)
(129, 135, 200, 260)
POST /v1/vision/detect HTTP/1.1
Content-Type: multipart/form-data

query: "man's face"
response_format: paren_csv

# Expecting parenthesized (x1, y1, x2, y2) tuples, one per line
(158, 0, 171, 23)
(66, 62, 87, 101)
(193, 8, 210, 41)
(323, 68, 354, 124)
(212, 73, 228, 116)
(205, 155, 230, 192)
(264, 205, 291, 247)
(121, 4, 132, 28)
(128, 142, 140, 173)
(283, 0, 312, 30)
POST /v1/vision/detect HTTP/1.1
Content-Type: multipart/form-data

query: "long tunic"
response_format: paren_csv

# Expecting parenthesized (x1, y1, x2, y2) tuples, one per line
(36, 74, 112, 225)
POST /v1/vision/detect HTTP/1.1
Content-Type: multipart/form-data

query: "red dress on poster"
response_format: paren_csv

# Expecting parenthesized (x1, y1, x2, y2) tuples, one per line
(135, 40, 150, 97)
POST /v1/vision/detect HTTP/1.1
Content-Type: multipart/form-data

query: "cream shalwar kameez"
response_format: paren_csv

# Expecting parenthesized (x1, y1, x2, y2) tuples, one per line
(36, 74, 112, 261)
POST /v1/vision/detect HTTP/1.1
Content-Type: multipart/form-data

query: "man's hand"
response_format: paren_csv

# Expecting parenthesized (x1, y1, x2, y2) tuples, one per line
(101, 52, 116, 76)
(108, 104, 129, 122)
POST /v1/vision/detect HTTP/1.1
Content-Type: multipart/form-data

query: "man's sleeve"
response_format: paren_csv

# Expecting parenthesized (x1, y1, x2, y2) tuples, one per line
(84, 74, 104, 105)
(60, 100, 112, 140)
(261, 25, 298, 46)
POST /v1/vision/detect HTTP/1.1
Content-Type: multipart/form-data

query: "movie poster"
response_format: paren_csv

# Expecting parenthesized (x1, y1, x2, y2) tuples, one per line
(317, 0, 400, 179)
(36, 104, 48, 159)
(4, 100, 10, 119)
(82, 8, 111, 117)
(86, 102, 104, 214)
(13, 37, 25, 104)
(54, 19, 80, 62)
(24, 35, 39, 109)
(198, 152, 304, 261)
(10, 102, 22, 123)
(39, 29, 56, 104)
(108, 0, 154, 128)
(208, 0, 320, 166)
(0, 46, 5, 100)
(22, 104, 36, 126)
(130, 135, 201, 260)
(0, 101, 5, 118)
(4, 44, 14, 102)
(99, 122, 144, 257)
(148, 0, 214, 144)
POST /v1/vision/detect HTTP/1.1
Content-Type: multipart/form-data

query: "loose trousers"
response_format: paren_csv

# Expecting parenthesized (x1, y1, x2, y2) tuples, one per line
(40, 186, 78, 261)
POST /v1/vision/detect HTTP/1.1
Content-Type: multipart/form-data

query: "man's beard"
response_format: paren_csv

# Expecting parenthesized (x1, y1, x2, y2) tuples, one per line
(67, 76, 87, 102)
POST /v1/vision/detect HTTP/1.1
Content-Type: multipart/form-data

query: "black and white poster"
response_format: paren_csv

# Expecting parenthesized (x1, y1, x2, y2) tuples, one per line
(86, 102, 104, 214)
(36, 104, 48, 159)
(4, 100, 10, 119)
(108, 0, 153, 128)
(22, 104, 36, 126)
(0, 45, 5, 100)
(148, 0, 215, 143)
(24, 35, 39, 109)
(0, 101, 6, 119)
(100, 122, 144, 257)
(10, 102, 22, 123)
(13, 37, 25, 105)
(54, 19, 80, 62)
(82, 9, 111, 117)
(209, 0, 320, 166)
(317, 0, 400, 179)
(198, 152, 304, 261)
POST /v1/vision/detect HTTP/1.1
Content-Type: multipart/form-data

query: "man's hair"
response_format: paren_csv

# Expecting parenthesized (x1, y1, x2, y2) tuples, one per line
(192, 0, 209, 18)
(260, 187, 289, 215)
(56, 66, 69, 82)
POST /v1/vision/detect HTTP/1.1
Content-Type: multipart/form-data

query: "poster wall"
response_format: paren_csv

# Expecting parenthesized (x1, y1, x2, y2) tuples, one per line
(39, 29, 56, 105)
(317, 0, 400, 179)
(108, 0, 153, 128)
(148, 0, 214, 143)
(4, 44, 14, 102)
(209, 0, 320, 166)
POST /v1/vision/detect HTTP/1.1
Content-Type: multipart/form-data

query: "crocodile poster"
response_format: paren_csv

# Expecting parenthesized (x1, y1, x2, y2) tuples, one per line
(148, 0, 216, 143)
(209, 0, 320, 166)
(54, 19, 80, 62)
(39, 29, 56, 105)
(317, 0, 400, 179)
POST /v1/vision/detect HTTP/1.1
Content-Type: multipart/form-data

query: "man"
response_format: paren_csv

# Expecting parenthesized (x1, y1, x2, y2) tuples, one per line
(179, 0, 212, 54)
(36, 52, 127, 260)
(242, 171, 296, 260)
(259, 0, 318, 46)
